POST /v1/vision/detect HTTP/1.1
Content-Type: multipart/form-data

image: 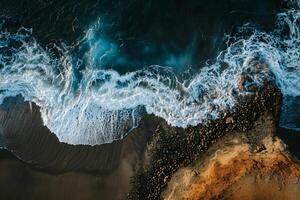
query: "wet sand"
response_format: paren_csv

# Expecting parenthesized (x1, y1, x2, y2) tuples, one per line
(0, 151, 126, 200)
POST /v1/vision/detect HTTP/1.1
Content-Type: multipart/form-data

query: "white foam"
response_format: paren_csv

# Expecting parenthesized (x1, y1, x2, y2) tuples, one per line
(0, 0, 300, 145)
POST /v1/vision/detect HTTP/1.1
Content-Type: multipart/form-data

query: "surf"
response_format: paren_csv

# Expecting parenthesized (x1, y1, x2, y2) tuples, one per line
(0, 0, 299, 145)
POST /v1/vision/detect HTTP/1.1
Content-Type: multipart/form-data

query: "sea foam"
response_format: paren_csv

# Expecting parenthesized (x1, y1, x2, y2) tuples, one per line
(0, 1, 299, 145)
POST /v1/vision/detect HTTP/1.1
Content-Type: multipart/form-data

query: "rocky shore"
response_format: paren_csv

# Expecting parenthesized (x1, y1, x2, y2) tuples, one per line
(128, 82, 283, 199)
(162, 113, 300, 200)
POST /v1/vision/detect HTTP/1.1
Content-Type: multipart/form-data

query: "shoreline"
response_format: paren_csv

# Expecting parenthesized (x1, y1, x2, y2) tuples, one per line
(0, 96, 159, 174)
(1, 125, 299, 174)
(1, 82, 300, 200)
(0, 96, 159, 199)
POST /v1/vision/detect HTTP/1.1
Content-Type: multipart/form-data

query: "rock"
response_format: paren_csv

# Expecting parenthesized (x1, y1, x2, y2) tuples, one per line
(225, 117, 234, 124)
(238, 75, 246, 90)
(253, 144, 267, 153)
(162, 113, 300, 200)
(249, 85, 257, 92)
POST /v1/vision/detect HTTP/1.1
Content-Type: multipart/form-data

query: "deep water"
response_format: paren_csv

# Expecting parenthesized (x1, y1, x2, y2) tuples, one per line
(0, 0, 282, 72)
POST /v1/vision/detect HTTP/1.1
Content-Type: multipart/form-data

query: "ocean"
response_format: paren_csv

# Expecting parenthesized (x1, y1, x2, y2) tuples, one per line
(0, 0, 299, 146)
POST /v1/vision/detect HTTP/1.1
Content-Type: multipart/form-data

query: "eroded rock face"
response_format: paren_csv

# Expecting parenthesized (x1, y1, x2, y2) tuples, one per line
(162, 113, 300, 200)
(128, 84, 282, 199)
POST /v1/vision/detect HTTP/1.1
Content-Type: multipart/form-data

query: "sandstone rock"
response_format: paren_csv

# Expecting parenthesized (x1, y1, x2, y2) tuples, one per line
(162, 113, 300, 200)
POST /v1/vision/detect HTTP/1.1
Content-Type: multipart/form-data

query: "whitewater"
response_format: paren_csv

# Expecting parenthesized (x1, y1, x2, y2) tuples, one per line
(0, 0, 299, 145)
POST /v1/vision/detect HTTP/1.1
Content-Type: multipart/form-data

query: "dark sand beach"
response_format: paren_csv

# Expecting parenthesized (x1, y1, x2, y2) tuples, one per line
(0, 96, 159, 199)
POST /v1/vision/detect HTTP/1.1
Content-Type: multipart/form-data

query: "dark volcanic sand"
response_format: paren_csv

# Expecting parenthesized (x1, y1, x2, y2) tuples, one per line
(0, 150, 126, 200)
(0, 96, 160, 200)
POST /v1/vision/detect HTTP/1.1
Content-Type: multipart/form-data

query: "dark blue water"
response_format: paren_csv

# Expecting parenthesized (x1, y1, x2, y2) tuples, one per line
(1, 0, 300, 146)
(0, 0, 282, 73)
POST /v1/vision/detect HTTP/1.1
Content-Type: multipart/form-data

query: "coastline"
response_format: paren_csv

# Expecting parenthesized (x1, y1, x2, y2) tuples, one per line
(1, 81, 300, 200)
(0, 96, 159, 199)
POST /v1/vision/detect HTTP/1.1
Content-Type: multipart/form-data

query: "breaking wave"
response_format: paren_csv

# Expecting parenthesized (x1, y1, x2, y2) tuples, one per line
(0, 0, 299, 145)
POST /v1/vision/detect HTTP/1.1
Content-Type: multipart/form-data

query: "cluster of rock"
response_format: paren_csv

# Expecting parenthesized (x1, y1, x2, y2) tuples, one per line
(128, 81, 281, 199)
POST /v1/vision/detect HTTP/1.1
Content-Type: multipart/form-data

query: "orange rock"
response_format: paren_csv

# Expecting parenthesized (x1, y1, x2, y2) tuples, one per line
(162, 114, 300, 200)
(249, 85, 257, 92)
(238, 75, 245, 90)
